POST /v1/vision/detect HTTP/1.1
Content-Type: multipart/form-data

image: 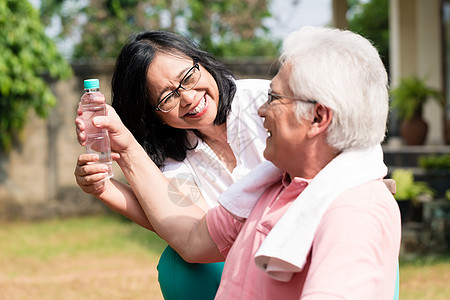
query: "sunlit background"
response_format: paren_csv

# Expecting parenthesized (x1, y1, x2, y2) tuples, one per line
(0, 1, 449, 299)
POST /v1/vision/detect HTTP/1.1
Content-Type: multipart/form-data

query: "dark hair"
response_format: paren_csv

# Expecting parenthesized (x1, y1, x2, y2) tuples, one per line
(111, 31, 236, 168)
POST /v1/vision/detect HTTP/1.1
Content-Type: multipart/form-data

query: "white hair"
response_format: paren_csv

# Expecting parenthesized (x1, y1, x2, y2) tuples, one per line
(280, 26, 389, 150)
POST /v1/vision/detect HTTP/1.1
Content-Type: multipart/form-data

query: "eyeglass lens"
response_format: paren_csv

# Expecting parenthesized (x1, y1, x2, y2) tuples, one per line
(158, 64, 200, 112)
(267, 90, 317, 105)
(267, 90, 277, 104)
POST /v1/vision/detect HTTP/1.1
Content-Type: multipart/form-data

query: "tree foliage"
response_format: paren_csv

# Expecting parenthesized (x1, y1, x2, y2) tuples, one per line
(0, 0, 72, 152)
(40, 0, 280, 60)
(186, 0, 279, 57)
(348, 0, 389, 74)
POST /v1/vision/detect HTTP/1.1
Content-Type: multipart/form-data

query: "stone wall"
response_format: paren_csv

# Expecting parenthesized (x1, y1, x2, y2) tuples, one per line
(0, 58, 277, 221)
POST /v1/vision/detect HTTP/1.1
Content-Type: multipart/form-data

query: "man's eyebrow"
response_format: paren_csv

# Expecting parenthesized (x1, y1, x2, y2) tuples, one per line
(156, 66, 192, 102)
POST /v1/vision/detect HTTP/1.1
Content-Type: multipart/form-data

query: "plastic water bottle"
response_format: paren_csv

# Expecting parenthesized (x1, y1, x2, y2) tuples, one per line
(80, 79, 113, 179)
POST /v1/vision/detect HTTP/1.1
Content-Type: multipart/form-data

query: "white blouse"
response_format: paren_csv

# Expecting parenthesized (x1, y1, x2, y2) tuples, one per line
(162, 79, 270, 208)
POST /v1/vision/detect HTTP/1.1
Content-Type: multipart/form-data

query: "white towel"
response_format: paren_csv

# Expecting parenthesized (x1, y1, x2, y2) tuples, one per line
(218, 160, 283, 221)
(218, 144, 387, 281)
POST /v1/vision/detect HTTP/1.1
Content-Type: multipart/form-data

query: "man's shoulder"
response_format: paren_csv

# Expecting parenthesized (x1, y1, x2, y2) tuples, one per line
(328, 180, 399, 215)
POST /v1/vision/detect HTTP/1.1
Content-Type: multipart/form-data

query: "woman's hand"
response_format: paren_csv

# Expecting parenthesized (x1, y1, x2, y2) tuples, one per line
(75, 104, 135, 159)
(74, 154, 112, 197)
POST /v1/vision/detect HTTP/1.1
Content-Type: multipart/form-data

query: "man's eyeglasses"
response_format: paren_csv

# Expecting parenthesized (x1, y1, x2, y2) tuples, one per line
(267, 89, 317, 105)
(155, 63, 201, 113)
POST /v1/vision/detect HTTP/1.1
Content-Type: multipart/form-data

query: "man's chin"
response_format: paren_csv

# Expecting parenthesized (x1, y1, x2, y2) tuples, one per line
(263, 150, 277, 167)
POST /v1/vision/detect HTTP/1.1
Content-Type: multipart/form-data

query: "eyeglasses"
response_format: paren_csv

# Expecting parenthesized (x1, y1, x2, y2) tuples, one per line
(267, 89, 317, 105)
(155, 63, 201, 113)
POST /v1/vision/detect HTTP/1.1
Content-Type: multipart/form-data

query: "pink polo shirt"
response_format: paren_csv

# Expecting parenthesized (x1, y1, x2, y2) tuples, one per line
(206, 175, 401, 300)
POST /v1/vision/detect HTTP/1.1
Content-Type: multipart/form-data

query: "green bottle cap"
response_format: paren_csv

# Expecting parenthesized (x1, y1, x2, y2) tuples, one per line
(84, 79, 100, 90)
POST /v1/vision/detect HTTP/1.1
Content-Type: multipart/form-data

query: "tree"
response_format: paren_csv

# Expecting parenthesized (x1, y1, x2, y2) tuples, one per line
(0, 0, 72, 152)
(40, 0, 280, 60)
(186, 0, 279, 57)
(348, 0, 389, 74)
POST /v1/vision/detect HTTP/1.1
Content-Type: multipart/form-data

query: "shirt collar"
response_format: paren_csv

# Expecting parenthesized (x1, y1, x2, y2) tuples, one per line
(282, 172, 311, 188)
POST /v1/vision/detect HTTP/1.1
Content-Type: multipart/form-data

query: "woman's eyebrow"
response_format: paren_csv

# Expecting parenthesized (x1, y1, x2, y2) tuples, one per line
(156, 66, 192, 101)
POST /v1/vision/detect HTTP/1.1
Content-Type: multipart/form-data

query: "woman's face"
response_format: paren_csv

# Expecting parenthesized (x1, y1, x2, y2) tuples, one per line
(146, 53, 220, 131)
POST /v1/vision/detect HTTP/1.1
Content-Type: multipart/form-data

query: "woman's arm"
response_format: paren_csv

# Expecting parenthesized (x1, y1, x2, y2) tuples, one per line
(76, 105, 222, 262)
(75, 153, 154, 231)
(75, 106, 154, 231)
(115, 135, 223, 263)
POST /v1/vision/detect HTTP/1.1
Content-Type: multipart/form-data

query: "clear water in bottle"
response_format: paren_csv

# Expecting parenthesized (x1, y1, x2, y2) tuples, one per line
(85, 133, 113, 178)
(81, 79, 113, 179)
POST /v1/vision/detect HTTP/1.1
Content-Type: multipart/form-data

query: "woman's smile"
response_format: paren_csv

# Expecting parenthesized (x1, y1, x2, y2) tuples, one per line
(185, 95, 208, 117)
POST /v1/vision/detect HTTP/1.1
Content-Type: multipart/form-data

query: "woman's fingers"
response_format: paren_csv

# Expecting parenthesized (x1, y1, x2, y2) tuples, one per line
(111, 152, 121, 161)
(75, 154, 109, 194)
(75, 116, 87, 146)
(77, 153, 99, 166)
(77, 171, 109, 187)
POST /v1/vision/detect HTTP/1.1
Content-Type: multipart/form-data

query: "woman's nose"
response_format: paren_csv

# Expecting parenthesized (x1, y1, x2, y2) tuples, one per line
(179, 89, 197, 107)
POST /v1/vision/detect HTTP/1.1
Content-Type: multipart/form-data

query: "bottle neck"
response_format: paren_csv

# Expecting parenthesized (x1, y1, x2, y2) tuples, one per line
(84, 88, 100, 93)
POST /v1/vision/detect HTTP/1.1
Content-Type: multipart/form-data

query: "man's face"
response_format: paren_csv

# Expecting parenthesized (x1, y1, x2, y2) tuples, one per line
(258, 63, 313, 175)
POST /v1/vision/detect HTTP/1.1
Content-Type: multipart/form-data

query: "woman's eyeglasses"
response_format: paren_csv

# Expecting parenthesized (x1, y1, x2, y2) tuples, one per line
(156, 63, 201, 113)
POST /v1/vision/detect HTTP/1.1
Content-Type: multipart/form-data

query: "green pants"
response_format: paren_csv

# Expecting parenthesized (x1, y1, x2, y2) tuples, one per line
(157, 246, 224, 300)
(157, 246, 399, 299)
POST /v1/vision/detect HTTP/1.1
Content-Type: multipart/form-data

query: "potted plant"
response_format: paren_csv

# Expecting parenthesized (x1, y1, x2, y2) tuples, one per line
(419, 153, 450, 170)
(390, 169, 434, 223)
(418, 154, 450, 199)
(390, 76, 444, 145)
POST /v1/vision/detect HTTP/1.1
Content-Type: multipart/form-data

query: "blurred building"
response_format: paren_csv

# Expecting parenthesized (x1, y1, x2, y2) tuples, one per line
(334, 0, 448, 146)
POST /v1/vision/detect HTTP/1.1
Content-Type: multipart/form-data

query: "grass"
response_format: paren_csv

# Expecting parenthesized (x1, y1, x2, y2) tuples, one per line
(0, 214, 167, 300)
(399, 255, 450, 299)
(0, 214, 449, 299)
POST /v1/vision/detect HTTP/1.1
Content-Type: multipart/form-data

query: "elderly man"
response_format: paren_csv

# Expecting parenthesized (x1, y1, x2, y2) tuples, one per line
(196, 27, 401, 299)
(83, 26, 401, 299)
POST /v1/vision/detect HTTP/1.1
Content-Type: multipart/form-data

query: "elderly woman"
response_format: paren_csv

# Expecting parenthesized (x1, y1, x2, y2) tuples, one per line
(75, 31, 269, 299)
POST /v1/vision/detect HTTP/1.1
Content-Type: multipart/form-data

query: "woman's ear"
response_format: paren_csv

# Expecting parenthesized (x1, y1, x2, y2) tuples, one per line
(307, 104, 332, 138)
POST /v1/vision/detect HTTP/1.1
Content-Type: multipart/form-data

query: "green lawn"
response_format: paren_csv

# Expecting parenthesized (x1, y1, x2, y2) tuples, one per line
(399, 254, 450, 300)
(0, 214, 449, 299)
(0, 214, 167, 300)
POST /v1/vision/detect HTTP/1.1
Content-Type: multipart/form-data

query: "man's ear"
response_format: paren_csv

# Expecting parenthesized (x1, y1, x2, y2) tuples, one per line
(307, 104, 332, 138)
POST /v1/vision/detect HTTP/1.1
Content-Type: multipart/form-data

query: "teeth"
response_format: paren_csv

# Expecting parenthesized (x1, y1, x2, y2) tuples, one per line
(267, 130, 272, 137)
(188, 97, 206, 115)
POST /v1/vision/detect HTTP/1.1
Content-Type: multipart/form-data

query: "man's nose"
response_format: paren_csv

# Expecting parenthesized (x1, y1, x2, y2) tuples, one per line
(258, 101, 268, 117)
